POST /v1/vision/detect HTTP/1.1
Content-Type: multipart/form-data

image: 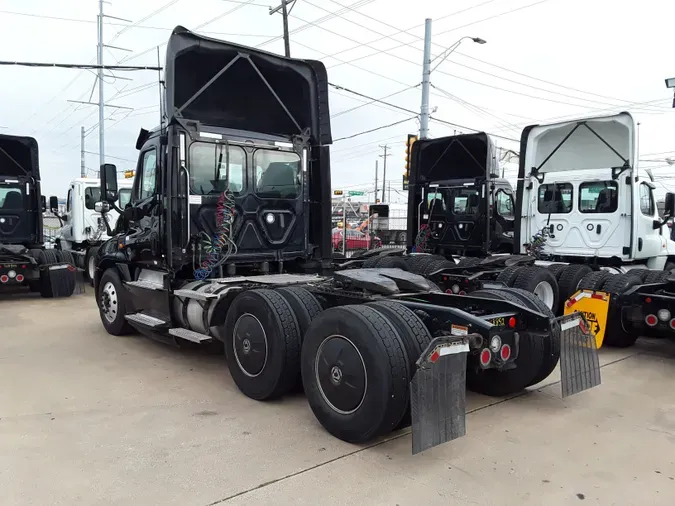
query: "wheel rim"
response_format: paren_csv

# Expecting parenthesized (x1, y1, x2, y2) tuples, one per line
(533, 281, 555, 309)
(100, 281, 118, 323)
(233, 313, 268, 378)
(88, 255, 96, 280)
(315, 335, 367, 415)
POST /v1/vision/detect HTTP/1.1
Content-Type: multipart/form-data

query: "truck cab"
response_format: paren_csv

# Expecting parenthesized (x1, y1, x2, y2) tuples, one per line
(406, 132, 515, 257)
(515, 112, 675, 269)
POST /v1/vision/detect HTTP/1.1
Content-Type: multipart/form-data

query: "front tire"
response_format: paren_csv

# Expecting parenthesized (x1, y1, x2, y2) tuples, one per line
(98, 268, 133, 335)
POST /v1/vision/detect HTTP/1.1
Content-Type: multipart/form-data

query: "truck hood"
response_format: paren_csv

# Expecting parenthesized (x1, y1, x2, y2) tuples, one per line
(164, 25, 332, 145)
(518, 112, 635, 179)
(0, 134, 39, 180)
(411, 132, 496, 184)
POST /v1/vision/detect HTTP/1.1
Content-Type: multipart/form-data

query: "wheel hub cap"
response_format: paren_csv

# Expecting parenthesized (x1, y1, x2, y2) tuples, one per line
(100, 281, 117, 323)
(233, 314, 268, 378)
(315, 335, 367, 415)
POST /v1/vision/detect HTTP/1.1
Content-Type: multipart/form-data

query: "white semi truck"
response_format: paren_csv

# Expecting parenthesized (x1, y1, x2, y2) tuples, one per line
(51, 178, 133, 282)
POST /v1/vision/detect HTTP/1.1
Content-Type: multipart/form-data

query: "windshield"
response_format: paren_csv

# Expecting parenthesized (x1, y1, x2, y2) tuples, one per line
(189, 142, 246, 195)
(254, 149, 301, 199)
(0, 184, 23, 209)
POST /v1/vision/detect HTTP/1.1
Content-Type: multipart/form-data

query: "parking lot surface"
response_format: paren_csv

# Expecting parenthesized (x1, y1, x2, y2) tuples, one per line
(1, 290, 675, 505)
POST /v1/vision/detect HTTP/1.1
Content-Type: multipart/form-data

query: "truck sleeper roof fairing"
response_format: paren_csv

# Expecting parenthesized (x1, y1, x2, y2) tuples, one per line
(517, 111, 635, 181)
(164, 25, 332, 145)
(410, 132, 497, 184)
(0, 134, 39, 179)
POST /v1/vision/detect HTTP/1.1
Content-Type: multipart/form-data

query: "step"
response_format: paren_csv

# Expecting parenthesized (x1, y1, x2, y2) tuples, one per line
(125, 280, 164, 290)
(173, 288, 223, 301)
(168, 327, 212, 344)
(125, 312, 168, 328)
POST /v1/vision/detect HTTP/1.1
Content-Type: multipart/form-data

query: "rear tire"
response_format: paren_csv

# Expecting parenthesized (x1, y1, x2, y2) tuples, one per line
(85, 247, 100, 286)
(496, 266, 522, 287)
(645, 270, 669, 284)
(547, 264, 567, 280)
(223, 289, 302, 400)
(601, 274, 642, 348)
(366, 301, 433, 429)
(457, 257, 482, 268)
(97, 268, 134, 335)
(376, 256, 409, 270)
(301, 305, 409, 443)
(578, 270, 611, 291)
(557, 264, 593, 312)
(512, 266, 560, 313)
(35, 249, 59, 298)
(465, 289, 545, 396)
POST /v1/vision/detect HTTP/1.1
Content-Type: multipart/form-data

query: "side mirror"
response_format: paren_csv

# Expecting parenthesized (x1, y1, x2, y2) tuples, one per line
(94, 201, 111, 213)
(666, 192, 675, 217)
(49, 196, 59, 213)
(100, 163, 118, 203)
(41, 195, 46, 213)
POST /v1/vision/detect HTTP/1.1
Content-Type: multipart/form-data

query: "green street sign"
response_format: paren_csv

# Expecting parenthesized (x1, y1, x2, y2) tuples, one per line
(348, 190, 365, 196)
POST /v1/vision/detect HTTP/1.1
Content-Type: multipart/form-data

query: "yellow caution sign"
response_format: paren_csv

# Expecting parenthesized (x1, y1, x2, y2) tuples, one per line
(563, 290, 611, 348)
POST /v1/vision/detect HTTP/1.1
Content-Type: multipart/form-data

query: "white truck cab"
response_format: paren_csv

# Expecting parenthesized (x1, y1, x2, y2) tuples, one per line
(54, 178, 133, 279)
(516, 112, 675, 270)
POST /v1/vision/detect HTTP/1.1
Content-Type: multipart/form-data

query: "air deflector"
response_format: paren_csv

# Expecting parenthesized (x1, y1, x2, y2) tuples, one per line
(164, 26, 332, 144)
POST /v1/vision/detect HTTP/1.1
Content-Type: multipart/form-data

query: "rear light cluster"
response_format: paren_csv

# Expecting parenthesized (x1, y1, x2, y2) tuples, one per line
(644, 309, 675, 329)
(479, 336, 512, 367)
(0, 266, 26, 284)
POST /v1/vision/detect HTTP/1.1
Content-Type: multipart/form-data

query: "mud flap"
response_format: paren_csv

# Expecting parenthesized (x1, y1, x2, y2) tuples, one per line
(410, 335, 471, 455)
(557, 313, 601, 398)
(44, 263, 86, 297)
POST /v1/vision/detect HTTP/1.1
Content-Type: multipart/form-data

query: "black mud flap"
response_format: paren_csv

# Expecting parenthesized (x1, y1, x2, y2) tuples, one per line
(557, 313, 601, 397)
(44, 263, 86, 297)
(410, 335, 472, 455)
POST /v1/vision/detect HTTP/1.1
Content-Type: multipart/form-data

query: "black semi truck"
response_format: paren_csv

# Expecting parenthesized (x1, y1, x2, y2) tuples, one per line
(0, 134, 76, 297)
(91, 26, 599, 454)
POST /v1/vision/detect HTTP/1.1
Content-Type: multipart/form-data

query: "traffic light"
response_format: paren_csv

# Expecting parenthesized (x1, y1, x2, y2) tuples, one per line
(403, 133, 418, 190)
(333, 189, 344, 196)
(124, 170, 135, 179)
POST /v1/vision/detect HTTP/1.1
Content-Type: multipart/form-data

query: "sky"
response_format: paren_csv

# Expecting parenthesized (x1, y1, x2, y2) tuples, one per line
(1, 0, 674, 201)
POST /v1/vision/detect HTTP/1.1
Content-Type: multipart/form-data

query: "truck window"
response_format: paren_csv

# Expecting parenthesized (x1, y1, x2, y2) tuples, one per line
(538, 183, 572, 214)
(190, 142, 245, 195)
(579, 181, 618, 214)
(0, 185, 22, 209)
(426, 191, 447, 214)
(66, 188, 73, 212)
(452, 188, 480, 215)
(137, 149, 157, 200)
(84, 187, 99, 210)
(254, 149, 301, 199)
(118, 188, 131, 209)
(639, 182, 655, 216)
(496, 189, 514, 218)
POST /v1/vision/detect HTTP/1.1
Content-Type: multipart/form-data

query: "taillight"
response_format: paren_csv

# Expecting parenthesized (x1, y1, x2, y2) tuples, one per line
(500, 344, 511, 361)
(670, 319, 675, 330)
(15, 274, 24, 282)
(0, 275, 8, 284)
(645, 314, 658, 326)
(508, 317, 517, 328)
(458, 290, 466, 295)
(479, 348, 491, 367)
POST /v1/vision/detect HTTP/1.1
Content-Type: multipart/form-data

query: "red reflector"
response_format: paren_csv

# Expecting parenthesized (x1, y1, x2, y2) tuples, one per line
(429, 350, 440, 363)
(670, 319, 675, 330)
(645, 297, 652, 303)
(0, 275, 8, 283)
(15, 274, 24, 282)
(459, 290, 466, 295)
(645, 314, 658, 326)
(500, 344, 511, 361)
(508, 317, 517, 328)
(479, 348, 491, 366)
(21, 265, 27, 269)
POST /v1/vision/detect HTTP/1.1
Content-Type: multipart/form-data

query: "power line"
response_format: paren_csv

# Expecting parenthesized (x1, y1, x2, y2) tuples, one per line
(0, 61, 162, 71)
(333, 116, 418, 142)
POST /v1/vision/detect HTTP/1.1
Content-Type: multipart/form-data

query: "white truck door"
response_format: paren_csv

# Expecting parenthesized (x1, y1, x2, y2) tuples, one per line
(60, 184, 75, 242)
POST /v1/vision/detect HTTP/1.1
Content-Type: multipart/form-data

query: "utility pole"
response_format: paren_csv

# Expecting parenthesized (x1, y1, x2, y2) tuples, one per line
(374, 160, 378, 203)
(80, 126, 86, 177)
(97, 0, 105, 168)
(419, 18, 432, 139)
(379, 145, 390, 203)
(269, 0, 296, 57)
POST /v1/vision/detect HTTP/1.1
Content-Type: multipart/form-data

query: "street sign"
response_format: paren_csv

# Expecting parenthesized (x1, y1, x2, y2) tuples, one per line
(348, 190, 365, 196)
